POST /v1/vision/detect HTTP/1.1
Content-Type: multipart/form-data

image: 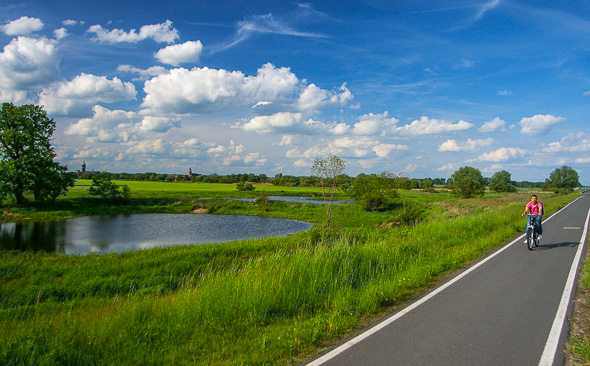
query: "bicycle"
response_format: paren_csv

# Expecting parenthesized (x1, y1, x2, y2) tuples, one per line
(525, 214, 540, 250)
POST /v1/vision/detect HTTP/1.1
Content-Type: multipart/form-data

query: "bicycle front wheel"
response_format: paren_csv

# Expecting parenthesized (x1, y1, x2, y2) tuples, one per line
(526, 226, 534, 250)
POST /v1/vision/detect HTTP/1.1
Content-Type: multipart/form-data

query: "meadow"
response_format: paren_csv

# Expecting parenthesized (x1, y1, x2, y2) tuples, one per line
(0, 181, 580, 365)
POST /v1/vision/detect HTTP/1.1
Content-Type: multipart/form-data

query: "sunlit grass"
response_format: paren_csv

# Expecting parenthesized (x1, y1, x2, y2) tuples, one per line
(0, 189, 578, 365)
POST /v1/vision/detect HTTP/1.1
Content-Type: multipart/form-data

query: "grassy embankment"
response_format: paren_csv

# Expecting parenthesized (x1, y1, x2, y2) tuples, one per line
(0, 182, 579, 365)
(568, 257, 590, 363)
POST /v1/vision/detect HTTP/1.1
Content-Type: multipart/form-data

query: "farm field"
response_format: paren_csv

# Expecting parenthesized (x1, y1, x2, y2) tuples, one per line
(0, 185, 580, 365)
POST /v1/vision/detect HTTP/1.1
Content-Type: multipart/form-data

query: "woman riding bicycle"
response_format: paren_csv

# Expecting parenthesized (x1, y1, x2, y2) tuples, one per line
(521, 194, 543, 241)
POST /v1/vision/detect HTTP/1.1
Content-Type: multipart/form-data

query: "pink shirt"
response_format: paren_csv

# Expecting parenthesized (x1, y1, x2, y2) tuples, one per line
(526, 202, 543, 216)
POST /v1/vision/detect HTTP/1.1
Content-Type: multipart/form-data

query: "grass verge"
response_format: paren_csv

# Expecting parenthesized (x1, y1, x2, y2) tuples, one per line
(0, 190, 579, 365)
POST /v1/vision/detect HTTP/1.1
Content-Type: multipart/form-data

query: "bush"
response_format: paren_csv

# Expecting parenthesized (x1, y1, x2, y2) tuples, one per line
(236, 182, 255, 191)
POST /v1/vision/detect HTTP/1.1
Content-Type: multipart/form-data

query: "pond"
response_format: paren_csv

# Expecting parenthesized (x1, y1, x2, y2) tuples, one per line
(0, 214, 313, 255)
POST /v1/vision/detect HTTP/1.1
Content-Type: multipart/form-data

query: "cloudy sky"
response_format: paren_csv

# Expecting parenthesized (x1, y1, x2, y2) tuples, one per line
(1, 0, 590, 183)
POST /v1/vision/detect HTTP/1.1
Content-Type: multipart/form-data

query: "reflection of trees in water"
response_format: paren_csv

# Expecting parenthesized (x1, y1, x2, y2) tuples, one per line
(0, 221, 67, 253)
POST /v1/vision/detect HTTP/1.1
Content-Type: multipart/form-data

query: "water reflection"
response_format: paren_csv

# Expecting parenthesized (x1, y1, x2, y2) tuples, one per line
(0, 214, 312, 255)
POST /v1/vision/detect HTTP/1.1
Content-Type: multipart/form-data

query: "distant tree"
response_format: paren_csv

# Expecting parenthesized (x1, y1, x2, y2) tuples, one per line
(343, 172, 400, 211)
(236, 181, 255, 191)
(88, 174, 127, 200)
(0, 103, 74, 205)
(421, 179, 434, 191)
(311, 155, 347, 227)
(489, 170, 517, 193)
(543, 166, 580, 192)
(449, 166, 485, 198)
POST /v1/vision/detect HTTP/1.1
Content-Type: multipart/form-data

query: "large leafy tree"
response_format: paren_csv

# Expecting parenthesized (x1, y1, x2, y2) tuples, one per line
(489, 170, 517, 193)
(0, 103, 74, 205)
(449, 166, 485, 198)
(543, 165, 580, 192)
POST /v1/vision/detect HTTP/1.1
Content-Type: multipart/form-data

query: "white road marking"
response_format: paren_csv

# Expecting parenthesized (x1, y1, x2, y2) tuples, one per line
(307, 197, 586, 366)
(538, 207, 590, 366)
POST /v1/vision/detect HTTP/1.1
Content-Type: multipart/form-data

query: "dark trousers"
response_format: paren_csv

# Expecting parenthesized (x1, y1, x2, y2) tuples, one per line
(526, 215, 543, 235)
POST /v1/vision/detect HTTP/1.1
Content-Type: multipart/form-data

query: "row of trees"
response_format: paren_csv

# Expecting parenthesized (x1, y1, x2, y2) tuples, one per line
(448, 165, 581, 198)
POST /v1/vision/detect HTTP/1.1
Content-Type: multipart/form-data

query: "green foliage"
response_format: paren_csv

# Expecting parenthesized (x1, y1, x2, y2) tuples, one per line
(395, 202, 426, 225)
(0, 193, 576, 365)
(236, 181, 255, 191)
(254, 191, 272, 210)
(344, 172, 400, 211)
(0, 190, 577, 365)
(0, 103, 74, 205)
(543, 165, 580, 193)
(88, 174, 129, 201)
(489, 170, 517, 193)
(449, 166, 485, 198)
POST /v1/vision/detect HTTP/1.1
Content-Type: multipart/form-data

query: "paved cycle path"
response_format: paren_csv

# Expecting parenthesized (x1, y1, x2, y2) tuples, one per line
(305, 194, 590, 366)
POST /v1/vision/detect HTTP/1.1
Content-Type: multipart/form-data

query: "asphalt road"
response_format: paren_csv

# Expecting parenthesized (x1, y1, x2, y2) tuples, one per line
(305, 194, 590, 366)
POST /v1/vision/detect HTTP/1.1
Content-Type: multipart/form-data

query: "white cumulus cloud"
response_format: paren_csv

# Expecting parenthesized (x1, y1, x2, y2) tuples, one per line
(141, 63, 299, 114)
(0, 37, 61, 92)
(373, 143, 408, 158)
(65, 105, 138, 140)
(438, 138, 495, 152)
(519, 114, 565, 136)
(352, 111, 398, 135)
(87, 20, 178, 43)
(396, 116, 474, 136)
(2, 16, 44, 35)
(471, 147, 528, 162)
(53, 27, 69, 40)
(125, 139, 171, 155)
(240, 112, 303, 134)
(297, 83, 353, 111)
(155, 41, 203, 66)
(543, 132, 590, 153)
(479, 117, 507, 132)
(39, 73, 137, 115)
(139, 116, 180, 133)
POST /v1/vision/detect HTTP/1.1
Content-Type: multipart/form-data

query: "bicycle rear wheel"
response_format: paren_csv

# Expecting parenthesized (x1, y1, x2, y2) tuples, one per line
(526, 226, 534, 250)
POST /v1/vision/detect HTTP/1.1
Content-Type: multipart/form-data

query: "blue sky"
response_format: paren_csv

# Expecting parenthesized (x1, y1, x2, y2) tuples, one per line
(1, 0, 590, 184)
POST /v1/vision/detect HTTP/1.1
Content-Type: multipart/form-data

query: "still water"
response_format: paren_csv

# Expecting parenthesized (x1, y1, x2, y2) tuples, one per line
(0, 214, 312, 255)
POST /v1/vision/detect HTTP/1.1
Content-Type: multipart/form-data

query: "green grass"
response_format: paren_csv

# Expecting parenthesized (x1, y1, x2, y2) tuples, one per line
(567, 253, 590, 364)
(74, 179, 327, 196)
(0, 189, 579, 365)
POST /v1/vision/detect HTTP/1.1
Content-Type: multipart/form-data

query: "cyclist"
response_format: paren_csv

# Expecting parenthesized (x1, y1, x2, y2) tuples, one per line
(521, 194, 543, 241)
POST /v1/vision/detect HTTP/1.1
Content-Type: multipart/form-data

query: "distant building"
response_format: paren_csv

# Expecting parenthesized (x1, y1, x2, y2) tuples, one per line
(188, 168, 200, 178)
(75, 161, 98, 177)
(168, 168, 201, 182)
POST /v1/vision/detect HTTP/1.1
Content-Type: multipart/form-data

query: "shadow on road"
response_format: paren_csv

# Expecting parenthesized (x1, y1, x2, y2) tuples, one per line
(536, 241, 579, 250)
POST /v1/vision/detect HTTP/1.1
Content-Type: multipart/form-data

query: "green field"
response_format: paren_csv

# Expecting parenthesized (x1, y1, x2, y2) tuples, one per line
(0, 185, 579, 365)
(73, 179, 327, 195)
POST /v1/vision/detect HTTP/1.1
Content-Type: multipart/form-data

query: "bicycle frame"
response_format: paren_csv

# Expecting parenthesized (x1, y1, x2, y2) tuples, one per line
(525, 214, 539, 250)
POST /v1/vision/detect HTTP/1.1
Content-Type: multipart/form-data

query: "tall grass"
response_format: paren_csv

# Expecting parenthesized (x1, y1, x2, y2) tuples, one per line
(0, 192, 577, 365)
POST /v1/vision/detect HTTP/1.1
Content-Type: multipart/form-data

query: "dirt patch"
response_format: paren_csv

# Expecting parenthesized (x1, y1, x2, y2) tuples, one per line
(2, 211, 21, 217)
(191, 208, 208, 214)
(565, 246, 590, 365)
(375, 221, 402, 228)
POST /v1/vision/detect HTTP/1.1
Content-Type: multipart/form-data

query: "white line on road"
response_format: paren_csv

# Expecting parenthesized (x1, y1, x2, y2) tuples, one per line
(538, 207, 590, 366)
(307, 197, 587, 366)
